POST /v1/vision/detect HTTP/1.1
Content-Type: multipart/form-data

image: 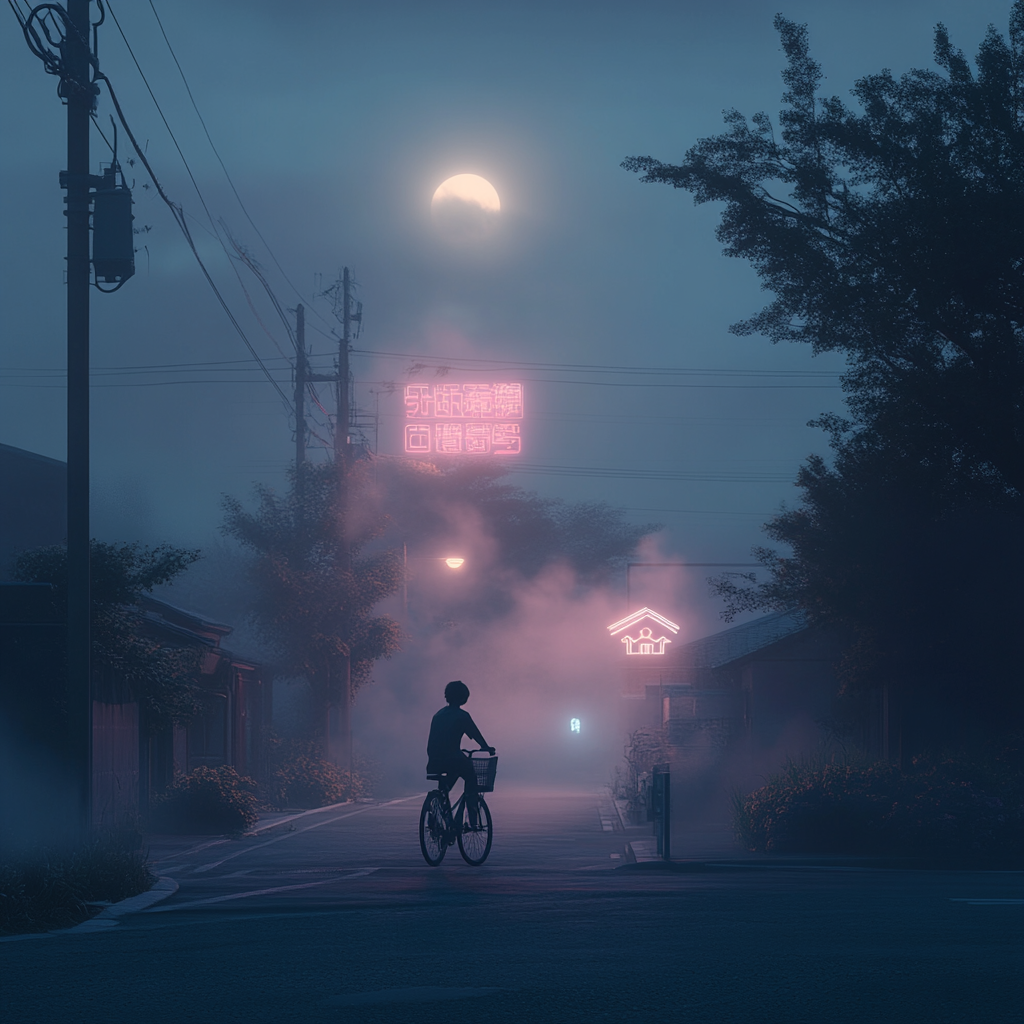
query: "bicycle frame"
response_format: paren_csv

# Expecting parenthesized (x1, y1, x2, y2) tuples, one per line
(435, 779, 478, 836)
(420, 749, 495, 866)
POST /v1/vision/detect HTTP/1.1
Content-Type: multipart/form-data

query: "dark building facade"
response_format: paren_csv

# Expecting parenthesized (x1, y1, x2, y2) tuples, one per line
(0, 443, 66, 578)
(0, 443, 267, 834)
(618, 608, 846, 821)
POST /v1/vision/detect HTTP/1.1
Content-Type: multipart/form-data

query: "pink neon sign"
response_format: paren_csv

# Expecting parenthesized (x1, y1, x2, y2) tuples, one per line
(607, 607, 680, 656)
(404, 383, 523, 456)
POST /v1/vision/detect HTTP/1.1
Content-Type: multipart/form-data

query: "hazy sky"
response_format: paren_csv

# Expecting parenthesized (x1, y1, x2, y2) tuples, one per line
(0, 0, 1013, 630)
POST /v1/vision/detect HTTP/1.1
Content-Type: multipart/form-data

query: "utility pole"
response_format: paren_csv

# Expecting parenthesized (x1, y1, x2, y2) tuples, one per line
(294, 303, 306, 483)
(336, 268, 352, 774)
(17, 0, 135, 835)
(336, 267, 351, 468)
(65, 0, 95, 835)
(311, 268, 356, 769)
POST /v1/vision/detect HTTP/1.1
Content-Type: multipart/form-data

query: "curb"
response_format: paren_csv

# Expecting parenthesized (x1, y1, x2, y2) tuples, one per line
(67, 876, 180, 933)
(148, 801, 361, 869)
(0, 876, 180, 942)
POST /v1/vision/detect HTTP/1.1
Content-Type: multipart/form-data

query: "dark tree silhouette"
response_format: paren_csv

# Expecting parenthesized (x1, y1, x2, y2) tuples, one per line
(625, 9, 1024, 500)
(623, 8, 1024, 745)
(13, 541, 204, 729)
(374, 458, 657, 585)
(222, 460, 402, 754)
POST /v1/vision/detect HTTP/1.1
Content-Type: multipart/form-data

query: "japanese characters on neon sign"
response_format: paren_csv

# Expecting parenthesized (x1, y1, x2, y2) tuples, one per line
(607, 607, 680, 655)
(404, 382, 523, 456)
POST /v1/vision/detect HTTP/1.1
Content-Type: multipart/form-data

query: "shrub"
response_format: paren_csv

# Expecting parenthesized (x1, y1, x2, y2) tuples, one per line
(270, 755, 369, 809)
(0, 832, 154, 936)
(735, 742, 1024, 866)
(612, 727, 669, 823)
(151, 765, 259, 834)
(735, 760, 901, 855)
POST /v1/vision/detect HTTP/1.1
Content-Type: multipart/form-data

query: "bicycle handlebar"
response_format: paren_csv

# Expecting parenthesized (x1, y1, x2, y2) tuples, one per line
(462, 748, 496, 755)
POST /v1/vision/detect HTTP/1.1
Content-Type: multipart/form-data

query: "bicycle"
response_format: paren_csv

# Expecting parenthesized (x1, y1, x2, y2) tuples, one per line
(419, 749, 497, 866)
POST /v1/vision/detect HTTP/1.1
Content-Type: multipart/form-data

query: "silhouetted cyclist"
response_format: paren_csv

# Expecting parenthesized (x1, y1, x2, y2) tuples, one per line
(427, 680, 494, 827)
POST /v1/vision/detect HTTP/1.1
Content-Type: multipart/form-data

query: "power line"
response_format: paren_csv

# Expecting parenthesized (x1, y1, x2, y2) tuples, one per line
(144, 0, 334, 330)
(1, 352, 827, 382)
(95, 58, 291, 410)
(434, 376, 837, 390)
(352, 348, 842, 378)
(105, 0, 213, 227)
(618, 506, 773, 517)
(509, 463, 795, 483)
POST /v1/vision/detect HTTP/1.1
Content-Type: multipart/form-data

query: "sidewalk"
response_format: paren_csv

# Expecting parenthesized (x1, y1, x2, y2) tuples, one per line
(611, 799, 940, 871)
(144, 799, 372, 867)
(612, 797, 756, 864)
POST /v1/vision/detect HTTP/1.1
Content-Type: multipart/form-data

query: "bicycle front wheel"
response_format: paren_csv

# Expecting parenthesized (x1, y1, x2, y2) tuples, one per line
(457, 796, 493, 865)
(419, 791, 448, 866)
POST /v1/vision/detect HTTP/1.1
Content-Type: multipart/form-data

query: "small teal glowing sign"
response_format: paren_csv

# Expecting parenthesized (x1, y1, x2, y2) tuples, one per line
(570, 718, 581, 734)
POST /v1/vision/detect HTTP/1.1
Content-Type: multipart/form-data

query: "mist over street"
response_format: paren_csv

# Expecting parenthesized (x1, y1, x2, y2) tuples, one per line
(4, 788, 1022, 1024)
(3, 0, 1024, 1018)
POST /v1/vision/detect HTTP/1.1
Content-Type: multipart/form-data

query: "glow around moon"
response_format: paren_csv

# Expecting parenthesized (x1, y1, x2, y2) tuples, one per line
(430, 174, 501, 243)
(431, 174, 501, 212)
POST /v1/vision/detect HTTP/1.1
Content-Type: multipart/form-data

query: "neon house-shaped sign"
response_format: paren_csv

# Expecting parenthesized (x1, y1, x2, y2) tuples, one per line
(607, 607, 680, 655)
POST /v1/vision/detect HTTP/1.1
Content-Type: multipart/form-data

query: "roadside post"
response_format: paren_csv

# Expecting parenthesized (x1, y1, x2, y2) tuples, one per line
(652, 763, 671, 860)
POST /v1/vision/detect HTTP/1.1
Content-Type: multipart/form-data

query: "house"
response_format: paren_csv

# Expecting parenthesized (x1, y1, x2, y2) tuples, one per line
(0, 442, 268, 833)
(0, 583, 268, 832)
(0, 442, 66, 577)
(134, 596, 268, 820)
(618, 608, 849, 813)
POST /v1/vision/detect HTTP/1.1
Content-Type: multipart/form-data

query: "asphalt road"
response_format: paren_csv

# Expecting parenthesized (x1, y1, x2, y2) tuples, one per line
(2, 786, 1022, 1023)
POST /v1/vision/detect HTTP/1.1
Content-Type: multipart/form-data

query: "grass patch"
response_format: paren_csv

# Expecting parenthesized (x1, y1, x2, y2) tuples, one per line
(0, 832, 154, 936)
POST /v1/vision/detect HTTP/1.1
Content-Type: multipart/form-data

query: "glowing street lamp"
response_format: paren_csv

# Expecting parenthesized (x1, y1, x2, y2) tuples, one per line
(444, 557, 466, 569)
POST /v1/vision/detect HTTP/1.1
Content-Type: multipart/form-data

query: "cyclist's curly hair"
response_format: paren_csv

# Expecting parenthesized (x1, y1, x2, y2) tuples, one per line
(444, 680, 470, 705)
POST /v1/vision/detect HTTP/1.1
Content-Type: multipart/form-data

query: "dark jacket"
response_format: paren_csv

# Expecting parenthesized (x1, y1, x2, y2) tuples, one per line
(427, 704, 486, 770)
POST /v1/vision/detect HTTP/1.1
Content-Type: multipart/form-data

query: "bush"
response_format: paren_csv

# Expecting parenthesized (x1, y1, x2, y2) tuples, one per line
(735, 760, 901, 856)
(270, 754, 370, 809)
(612, 727, 669, 823)
(0, 832, 154, 936)
(735, 742, 1024, 866)
(151, 765, 259, 834)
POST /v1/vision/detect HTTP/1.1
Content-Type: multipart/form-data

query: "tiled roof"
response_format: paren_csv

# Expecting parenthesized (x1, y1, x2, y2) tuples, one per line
(679, 609, 808, 669)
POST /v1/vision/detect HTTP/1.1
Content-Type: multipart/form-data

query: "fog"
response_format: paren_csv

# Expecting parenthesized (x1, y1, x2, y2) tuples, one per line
(5, 0, 1008, 566)
(4, 0, 1019, 828)
(356, 563, 624, 794)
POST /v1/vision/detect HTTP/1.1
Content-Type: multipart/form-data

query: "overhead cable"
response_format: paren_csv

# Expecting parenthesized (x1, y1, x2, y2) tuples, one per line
(96, 71, 291, 410)
(351, 348, 841, 379)
(145, 0, 333, 329)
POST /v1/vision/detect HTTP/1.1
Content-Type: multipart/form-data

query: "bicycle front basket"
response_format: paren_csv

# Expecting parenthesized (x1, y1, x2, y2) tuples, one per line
(472, 755, 498, 793)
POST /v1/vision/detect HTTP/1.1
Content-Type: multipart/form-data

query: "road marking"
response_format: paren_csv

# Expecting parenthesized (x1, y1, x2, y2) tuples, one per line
(146, 868, 379, 912)
(190, 796, 418, 874)
(949, 899, 1024, 905)
(153, 837, 231, 867)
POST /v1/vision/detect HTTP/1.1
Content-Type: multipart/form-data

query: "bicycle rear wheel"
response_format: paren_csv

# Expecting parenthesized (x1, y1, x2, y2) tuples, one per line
(457, 796, 492, 865)
(419, 791, 448, 866)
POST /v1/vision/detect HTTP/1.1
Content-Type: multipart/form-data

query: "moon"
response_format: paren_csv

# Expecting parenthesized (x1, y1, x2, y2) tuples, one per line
(431, 174, 501, 241)
(432, 174, 501, 212)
